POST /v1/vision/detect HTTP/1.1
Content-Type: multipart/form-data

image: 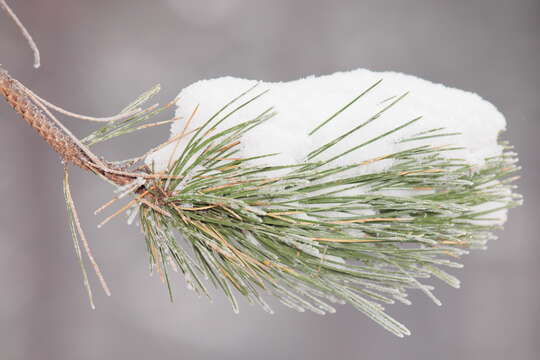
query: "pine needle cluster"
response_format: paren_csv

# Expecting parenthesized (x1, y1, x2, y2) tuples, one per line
(82, 85, 520, 337)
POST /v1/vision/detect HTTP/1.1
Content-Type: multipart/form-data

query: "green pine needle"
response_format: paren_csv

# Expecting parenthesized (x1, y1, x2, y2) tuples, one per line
(114, 85, 521, 337)
(87, 84, 520, 337)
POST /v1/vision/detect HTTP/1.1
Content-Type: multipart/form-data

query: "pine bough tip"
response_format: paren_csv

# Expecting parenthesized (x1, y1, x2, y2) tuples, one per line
(92, 69, 523, 337)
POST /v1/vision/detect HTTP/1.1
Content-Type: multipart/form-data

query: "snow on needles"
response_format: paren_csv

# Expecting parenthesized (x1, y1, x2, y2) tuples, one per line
(147, 68, 506, 177)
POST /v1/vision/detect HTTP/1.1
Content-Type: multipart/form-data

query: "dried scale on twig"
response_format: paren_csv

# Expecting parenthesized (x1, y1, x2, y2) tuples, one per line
(0, 0, 522, 336)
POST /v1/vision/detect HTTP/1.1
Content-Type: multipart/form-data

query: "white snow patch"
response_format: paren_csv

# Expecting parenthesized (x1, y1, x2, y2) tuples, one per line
(146, 69, 510, 224)
(147, 68, 506, 176)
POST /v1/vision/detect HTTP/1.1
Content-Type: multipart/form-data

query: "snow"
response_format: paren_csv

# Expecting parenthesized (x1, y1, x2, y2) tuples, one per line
(145, 69, 512, 224)
(147, 68, 506, 177)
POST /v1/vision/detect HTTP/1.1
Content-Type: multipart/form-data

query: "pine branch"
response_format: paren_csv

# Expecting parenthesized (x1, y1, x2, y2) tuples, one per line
(1, 67, 522, 336)
(0, 3, 522, 337)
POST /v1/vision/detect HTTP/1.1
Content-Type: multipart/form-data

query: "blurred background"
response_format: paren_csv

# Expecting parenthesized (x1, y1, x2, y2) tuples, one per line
(0, 0, 538, 359)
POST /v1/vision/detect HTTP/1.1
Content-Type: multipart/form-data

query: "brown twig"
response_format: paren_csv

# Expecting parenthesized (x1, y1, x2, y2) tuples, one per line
(0, 67, 137, 186)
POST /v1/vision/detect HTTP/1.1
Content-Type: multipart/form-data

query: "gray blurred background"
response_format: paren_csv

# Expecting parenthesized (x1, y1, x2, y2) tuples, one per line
(0, 0, 538, 359)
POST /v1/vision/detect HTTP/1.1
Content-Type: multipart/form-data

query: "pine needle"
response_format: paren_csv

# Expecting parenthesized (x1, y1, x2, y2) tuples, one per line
(0, 0, 40, 68)
(124, 85, 521, 337)
(63, 166, 111, 308)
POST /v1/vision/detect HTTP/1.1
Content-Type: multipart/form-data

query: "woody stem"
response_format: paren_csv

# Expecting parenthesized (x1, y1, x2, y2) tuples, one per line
(0, 66, 135, 186)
